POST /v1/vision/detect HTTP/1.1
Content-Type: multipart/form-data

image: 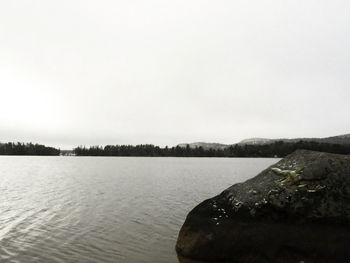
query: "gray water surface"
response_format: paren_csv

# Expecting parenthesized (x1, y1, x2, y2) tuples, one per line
(0, 156, 277, 263)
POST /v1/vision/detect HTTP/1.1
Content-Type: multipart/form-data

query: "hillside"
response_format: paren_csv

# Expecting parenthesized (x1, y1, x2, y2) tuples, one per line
(178, 134, 350, 150)
(237, 134, 350, 146)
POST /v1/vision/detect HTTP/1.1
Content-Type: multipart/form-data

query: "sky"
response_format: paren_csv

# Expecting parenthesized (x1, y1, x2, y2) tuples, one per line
(1, 0, 350, 149)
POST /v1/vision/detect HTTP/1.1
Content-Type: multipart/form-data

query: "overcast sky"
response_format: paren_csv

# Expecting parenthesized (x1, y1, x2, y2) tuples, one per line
(1, 1, 350, 149)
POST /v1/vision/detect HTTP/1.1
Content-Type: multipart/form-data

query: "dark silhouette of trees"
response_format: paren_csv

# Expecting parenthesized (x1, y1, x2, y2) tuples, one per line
(0, 142, 60, 156)
(73, 141, 350, 157)
(4, 140, 348, 157)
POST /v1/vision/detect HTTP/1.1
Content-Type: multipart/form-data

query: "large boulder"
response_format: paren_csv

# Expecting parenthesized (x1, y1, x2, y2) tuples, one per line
(176, 150, 350, 263)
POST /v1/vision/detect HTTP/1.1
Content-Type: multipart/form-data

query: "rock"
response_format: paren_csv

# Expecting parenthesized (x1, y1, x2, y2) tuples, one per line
(176, 150, 350, 263)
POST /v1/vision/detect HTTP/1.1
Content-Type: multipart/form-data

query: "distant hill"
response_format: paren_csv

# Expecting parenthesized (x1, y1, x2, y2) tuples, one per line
(237, 138, 274, 145)
(237, 134, 350, 146)
(178, 134, 350, 150)
(319, 134, 350, 144)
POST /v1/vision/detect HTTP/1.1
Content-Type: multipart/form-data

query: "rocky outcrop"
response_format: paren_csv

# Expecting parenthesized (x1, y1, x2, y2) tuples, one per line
(176, 150, 350, 263)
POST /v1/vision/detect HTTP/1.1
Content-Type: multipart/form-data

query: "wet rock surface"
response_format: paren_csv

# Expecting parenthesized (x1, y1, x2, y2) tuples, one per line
(176, 150, 350, 263)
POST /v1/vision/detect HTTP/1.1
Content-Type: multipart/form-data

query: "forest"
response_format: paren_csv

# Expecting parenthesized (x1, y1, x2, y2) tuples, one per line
(1, 140, 349, 157)
(0, 142, 60, 156)
(73, 140, 350, 157)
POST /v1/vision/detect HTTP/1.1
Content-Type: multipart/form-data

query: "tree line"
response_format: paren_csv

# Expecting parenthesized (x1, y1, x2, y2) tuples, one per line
(0, 142, 60, 156)
(73, 140, 350, 157)
(1, 140, 349, 157)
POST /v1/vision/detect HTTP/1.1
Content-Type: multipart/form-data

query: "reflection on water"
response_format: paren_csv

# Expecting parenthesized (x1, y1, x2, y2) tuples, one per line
(0, 156, 276, 263)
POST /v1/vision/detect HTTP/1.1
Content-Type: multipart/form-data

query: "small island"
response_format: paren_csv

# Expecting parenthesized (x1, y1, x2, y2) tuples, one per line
(0, 142, 60, 156)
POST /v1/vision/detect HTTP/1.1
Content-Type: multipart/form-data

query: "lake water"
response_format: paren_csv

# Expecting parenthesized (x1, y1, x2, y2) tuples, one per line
(0, 156, 277, 263)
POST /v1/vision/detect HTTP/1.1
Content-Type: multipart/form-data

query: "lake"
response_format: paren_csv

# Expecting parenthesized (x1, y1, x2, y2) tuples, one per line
(0, 156, 277, 263)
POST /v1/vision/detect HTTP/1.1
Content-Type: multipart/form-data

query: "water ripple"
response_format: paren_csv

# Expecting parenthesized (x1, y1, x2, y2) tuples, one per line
(0, 156, 276, 263)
